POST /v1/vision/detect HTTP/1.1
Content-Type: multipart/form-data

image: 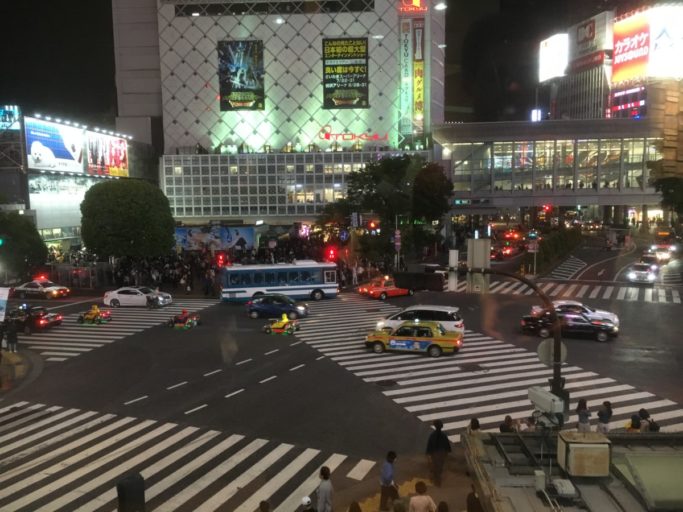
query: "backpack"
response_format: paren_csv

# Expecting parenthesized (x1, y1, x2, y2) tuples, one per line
(648, 418, 661, 432)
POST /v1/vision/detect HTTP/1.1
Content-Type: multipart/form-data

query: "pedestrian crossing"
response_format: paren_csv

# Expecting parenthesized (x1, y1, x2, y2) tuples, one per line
(298, 294, 683, 442)
(446, 278, 682, 304)
(0, 401, 375, 511)
(547, 255, 587, 280)
(18, 299, 219, 363)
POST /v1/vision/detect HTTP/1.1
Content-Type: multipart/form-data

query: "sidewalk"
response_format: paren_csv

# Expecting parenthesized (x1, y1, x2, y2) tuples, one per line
(0, 349, 32, 394)
(335, 447, 478, 512)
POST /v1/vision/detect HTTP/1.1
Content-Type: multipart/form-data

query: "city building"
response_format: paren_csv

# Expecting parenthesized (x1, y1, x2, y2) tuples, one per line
(112, 0, 444, 224)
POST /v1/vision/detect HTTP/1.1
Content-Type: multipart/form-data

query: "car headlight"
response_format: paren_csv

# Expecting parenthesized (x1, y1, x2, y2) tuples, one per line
(651, 245, 657, 251)
(670, 245, 677, 252)
(648, 273, 656, 281)
(376, 321, 385, 329)
(628, 272, 636, 280)
(296, 306, 306, 311)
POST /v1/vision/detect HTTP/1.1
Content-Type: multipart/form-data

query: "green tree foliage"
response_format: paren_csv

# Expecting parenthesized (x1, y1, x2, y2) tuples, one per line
(317, 198, 356, 226)
(653, 177, 683, 216)
(412, 162, 453, 222)
(80, 179, 175, 258)
(0, 211, 48, 277)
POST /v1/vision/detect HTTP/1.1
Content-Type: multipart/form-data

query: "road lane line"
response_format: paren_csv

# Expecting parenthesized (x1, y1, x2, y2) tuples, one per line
(673, 290, 681, 303)
(316, 355, 326, 360)
(589, 285, 602, 298)
(123, 395, 148, 405)
(259, 375, 278, 384)
(203, 369, 222, 377)
(166, 381, 188, 390)
(346, 459, 376, 481)
(264, 349, 280, 355)
(184, 404, 208, 415)
(290, 341, 303, 346)
(236, 358, 252, 365)
(225, 388, 245, 398)
(615, 287, 626, 300)
(47, 298, 100, 310)
(658, 288, 666, 302)
(576, 284, 589, 298)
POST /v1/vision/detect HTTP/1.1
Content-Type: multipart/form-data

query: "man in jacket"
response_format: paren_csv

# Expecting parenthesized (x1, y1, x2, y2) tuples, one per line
(425, 420, 451, 487)
(380, 450, 398, 510)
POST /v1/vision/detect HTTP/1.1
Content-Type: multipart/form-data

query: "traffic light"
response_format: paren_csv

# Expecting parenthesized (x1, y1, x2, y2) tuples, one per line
(367, 219, 380, 234)
(542, 204, 553, 213)
(216, 252, 226, 267)
(325, 245, 338, 262)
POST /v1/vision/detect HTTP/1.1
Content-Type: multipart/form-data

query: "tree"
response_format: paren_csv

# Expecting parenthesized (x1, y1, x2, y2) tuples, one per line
(412, 162, 453, 222)
(317, 198, 356, 226)
(0, 211, 48, 277)
(653, 176, 683, 217)
(80, 179, 175, 258)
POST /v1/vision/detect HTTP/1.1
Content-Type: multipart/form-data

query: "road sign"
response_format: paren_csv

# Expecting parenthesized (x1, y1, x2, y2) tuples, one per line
(339, 229, 349, 242)
(528, 240, 539, 253)
(394, 229, 401, 250)
(537, 339, 567, 367)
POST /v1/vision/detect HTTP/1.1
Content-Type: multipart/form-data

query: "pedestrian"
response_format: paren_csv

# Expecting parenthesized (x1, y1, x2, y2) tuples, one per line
(638, 408, 652, 432)
(499, 415, 516, 433)
(259, 500, 271, 512)
(436, 502, 449, 512)
(301, 496, 317, 512)
(348, 502, 362, 512)
(408, 481, 436, 512)
(316, 465, 333, 512)
(466, 484, 484, 512)
(596, 401, 613, 434)
(576, 398, 591, 433)
(380, 450, 399, 510)
(626, 414, 641, 432)
(5, 320, 18, 353)
(425, 419, 451, 487)
(466, 418, 480, 435)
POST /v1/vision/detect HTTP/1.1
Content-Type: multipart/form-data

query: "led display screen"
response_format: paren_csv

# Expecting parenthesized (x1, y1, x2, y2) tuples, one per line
(175, 226, 255, 251)
(218, 40, 265, 111)
(322, 38, 369, 109)
(86, 132, 129, 177)
(0, 105, 20, 131)
(612, 11, 649, 84)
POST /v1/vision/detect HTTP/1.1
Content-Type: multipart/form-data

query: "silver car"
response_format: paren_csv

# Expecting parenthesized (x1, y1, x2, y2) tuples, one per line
(103, 286, 173, 307)
(376, 305, 465, 334)
(627, 263, 657, 284)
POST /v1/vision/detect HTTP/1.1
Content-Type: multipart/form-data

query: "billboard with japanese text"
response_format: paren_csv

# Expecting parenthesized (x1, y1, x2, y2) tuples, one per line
(412, 19, 425, 133)
(612, 10, 649, 84)
(218, 40, 265, 111)
(398, 19, 413, 135)
(322, 38, 369, 109)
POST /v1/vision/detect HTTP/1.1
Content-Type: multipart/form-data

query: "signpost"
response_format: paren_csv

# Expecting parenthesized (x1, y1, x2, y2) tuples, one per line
(394, 229, 401, 269)
(528, 240, 539, 276)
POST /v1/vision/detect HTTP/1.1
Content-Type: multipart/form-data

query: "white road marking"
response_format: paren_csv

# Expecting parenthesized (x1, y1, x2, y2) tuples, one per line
(265, 349, 280, 355)
(123, 395, 148, 405)
(166, 381, 188, 390)
(259, 375, 278, 384)
(589, 286, 602, 299)
(290, 341, 303, 346)
(346, 459, 376, 481)
(184, 404, 208, 415)
(225, 388, 245, 398)
(289, 364, 305, 371)
(203, 369, 222, 377)
(316, 355, 326, 360)
(236, 358, 252, 365)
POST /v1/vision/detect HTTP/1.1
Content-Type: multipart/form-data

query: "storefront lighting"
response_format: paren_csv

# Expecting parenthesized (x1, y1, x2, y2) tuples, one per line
(191, 12, 200, 16)
(56, 118, 62, 123)
(45, 116, 52, 121)
(435, 2, 447, 10)
(372, 34, 384, 39)
(255, 219, 264, 226)
(64, 120, 71, 125)
(275, 17, 285, 24)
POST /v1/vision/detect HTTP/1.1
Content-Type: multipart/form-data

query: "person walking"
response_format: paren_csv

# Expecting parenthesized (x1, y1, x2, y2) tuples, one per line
(5, 320, 18, 353)
(380, 451, 399, 510)
(316, 465, 333, 512)
(596, 401, 613, 434)
(499, 415, 516, 433)
(576, 398, 591, 433)
(408, 481, 436, 512)
(425, 419, 451, 487)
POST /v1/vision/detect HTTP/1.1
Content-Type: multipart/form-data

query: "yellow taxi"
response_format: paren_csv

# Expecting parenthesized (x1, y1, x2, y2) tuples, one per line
(365, 320, 463, 358)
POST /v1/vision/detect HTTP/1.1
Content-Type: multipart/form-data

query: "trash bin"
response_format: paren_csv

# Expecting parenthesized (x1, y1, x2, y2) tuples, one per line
(117, 473, 145, 512)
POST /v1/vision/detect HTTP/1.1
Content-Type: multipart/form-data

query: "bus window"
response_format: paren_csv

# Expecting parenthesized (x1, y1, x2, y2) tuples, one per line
(229, 273, 240, 287)
(253, 273, 263, 285)
(265, 272, 276, 285)
(278, 271, 288, 285)
(324, 270, 336, 283)
(241, 273, 252, 285)
(288, 271, 300, 283)
(309, 269, 322, 283)
(301, 270, 312, 283)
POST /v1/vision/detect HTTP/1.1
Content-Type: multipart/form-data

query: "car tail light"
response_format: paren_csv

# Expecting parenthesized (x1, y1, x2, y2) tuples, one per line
(56, 314, 63, 321)
(39, 318, 48, 325)
(455, 321, 463, 328)
(246, 301, 252, 306)
(521, 320, 526, 326)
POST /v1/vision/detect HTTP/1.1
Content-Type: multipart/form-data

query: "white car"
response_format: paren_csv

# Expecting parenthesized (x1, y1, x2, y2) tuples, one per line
(12, 279, 70, 299)
(627, 263, 657, 284)
(376, 305, 465, 334)
(103, 286, 173, 307)
(531, 300, 619, 327)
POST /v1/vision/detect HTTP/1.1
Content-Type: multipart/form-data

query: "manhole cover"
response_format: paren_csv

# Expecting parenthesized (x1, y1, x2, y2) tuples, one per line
(375, 379, 398, 387)
(458, 363, 485, 373)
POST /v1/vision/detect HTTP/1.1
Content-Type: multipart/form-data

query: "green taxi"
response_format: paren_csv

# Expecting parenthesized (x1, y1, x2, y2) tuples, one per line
(365, 320, 463, 358)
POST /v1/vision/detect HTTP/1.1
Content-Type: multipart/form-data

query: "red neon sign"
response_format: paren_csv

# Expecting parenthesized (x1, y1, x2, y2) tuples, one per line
(399, 0, 428, 14)
(319, 125, 388, 142)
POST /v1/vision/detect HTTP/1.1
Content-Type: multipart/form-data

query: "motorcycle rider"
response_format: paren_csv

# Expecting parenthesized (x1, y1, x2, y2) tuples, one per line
(87, 304, 100, 320)
(175, 309, 190, 325)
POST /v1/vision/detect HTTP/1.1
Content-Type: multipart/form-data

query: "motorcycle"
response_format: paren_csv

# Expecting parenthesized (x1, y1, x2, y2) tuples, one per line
(167, 312, 201, 330)
(263, 317, 300, 335)
(77, 309, 112, 325)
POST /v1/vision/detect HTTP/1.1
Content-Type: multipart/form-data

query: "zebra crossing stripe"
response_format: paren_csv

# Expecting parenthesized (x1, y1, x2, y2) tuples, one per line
(659, 288, 667, 302)
(0, 402, 44, 423)
(549, 284, 565, 296)
(673, 290, 681, 303)
(589, 286, 601, 299)
(0, 405, 61, 434)
(576, 284, 589, 298)
(615, 287, 626, 300)
(602, 285, 614, 299)
(644, 289, 654, 302)
(0, 407, 80, 442)
(564, 284, 577, 296)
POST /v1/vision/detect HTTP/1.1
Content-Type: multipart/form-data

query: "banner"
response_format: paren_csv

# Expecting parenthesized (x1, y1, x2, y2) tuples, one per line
(175, 226, 256, 252)
(86, 132, 129, 177)
(0, 287, 9, 323)
(412, 19, 425, 134)
(612, 11, 650, 84)
(399, 19, 413, 135)
(322, 38, 369, 109)
(218, 40, 265, 111)
(0, 105, 20, 131)
(25, 117, 85, 173)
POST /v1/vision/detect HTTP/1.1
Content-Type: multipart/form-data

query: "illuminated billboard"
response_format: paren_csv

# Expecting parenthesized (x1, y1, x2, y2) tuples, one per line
(24, 117, 128, 176)
(0, 105, 20, 131)
(567, 11, 613, 73)
(612, 11, 649, 84)
(398, 20, 413, 135)
(538, 33, 569, 82)
(218, 40, 265, 111)
(322, 38, 369, 109)
(412, 19, 425, 133)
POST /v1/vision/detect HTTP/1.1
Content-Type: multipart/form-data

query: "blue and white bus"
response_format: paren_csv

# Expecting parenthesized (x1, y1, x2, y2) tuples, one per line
(220, 260, 338, 302)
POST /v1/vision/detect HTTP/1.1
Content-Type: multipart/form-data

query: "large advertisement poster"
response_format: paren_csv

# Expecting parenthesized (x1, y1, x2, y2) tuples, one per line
(322, 38, 369, 109)
(175, 226, 256, 252)
(28, 174, 98, 230)
(399, 19, 414, 135)
(86, 132, 129, 177)
(648, 5, 683, 79)
(612, 11, 650, 84)
(568, 11, 613, 73)
(412, 19, 425, 134)
(0, 287, 9, 323)
(24, 117, 85, 173)
(0, 105, 20, 131)
(218, 40, 265, 111)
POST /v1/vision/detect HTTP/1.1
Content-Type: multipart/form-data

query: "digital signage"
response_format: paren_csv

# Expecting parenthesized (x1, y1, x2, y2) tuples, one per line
(322, 38, 369, 109)
(412, 19, 425, 133)
(24, 116, 129, 176)
(612, 11, 650, 84)
(218, 40, 265, 111)
(398, 20, 414, 136)
(0, 105, 20, 131)
(538, 33, 569, 82)
(175, 226, 255, 251)
(648, 5, 683, 80)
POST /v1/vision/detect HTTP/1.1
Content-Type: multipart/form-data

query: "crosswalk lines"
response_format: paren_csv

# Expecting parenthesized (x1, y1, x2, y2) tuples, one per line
(298, 294, 683, 442)
(17, 299, 219, 363)
(548, 255, 587, 280)
(446, 278, 682, 304)
(0, 401, 375, 511)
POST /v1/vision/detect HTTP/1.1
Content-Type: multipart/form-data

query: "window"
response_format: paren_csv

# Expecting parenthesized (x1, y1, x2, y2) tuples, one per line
(253, 273, 263, 285)
(288, 271, 300, 283)
(416, 327, 433, 337)
(396, 311, 417, 321)
(395, 327, 415, 336)
(265, 272, 276, 285)
(324, 270, 336, 283)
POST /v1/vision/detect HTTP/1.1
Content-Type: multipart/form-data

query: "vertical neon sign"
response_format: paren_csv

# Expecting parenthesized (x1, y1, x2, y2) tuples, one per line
(399, 20, 413, 136)
(412, 18, 425, 134)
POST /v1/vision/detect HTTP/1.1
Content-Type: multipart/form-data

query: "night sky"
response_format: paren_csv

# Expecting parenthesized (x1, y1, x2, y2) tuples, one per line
(0, 0, 645, 125)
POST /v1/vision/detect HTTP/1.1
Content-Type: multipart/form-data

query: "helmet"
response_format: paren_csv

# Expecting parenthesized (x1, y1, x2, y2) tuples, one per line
(301, 497, 311, 506)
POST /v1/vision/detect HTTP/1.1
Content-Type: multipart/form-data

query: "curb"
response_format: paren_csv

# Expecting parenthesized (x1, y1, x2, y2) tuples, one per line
(0, 349, 41, 396)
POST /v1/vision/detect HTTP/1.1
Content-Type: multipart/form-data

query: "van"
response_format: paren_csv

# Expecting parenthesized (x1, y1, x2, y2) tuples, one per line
(376, 305, 465, 334)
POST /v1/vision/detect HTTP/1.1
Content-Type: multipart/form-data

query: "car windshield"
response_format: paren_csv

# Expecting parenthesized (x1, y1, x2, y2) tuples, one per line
(370, 280, 382, 287)
(632, 264, 650, 272)
(277, 295, 296, 304)
(37, 280, 58, 287)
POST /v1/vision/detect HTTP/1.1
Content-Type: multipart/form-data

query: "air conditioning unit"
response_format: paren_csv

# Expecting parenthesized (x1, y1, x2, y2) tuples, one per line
(528, 386, 564, 414)
(557, 431, 611, 477)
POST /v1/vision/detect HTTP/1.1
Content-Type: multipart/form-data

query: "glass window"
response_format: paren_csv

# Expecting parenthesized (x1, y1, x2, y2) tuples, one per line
(278, 271, 288, 285)
(324, 270, 336, 283)
(395, 327, 414, 336)
(288, 271, 300, 283)
(513, 141, 533, 191)
(624, 138, 646, 189)
(253, 273, 263, 285)
(556, 140, 575, 190)
(577, 139, 598, 190)
(241, 273, 252, 285)
(265, 272, 276, 285)
(493, 142, 513, 191)
(599, 139, 622, 189)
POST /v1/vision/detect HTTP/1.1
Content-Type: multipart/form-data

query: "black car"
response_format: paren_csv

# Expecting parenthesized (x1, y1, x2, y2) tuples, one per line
(245, 293, 309, 319)
(520, 312, 618, 342)
(8, 305, 63, 334)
